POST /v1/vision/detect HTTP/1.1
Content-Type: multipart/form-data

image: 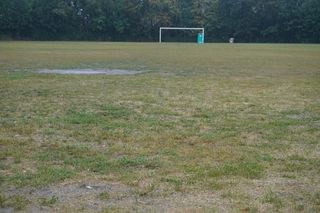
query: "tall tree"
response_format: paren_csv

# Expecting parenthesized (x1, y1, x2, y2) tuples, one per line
(0, 0, 31, 39)
(0, 0, 319, 42)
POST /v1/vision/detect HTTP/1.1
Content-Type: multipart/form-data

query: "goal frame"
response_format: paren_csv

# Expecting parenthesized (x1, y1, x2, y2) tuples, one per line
(159, 27, 205, 43)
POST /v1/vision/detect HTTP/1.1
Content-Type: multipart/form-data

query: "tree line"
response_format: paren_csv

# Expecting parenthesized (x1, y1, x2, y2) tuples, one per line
(0, 0, 319, 43)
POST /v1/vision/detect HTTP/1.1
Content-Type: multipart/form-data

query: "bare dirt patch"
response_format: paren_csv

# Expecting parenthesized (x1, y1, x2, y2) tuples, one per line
(2, 180, 230, 212)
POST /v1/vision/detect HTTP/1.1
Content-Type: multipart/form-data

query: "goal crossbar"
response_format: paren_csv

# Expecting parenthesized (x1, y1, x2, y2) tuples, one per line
(159, 27, 205, 43)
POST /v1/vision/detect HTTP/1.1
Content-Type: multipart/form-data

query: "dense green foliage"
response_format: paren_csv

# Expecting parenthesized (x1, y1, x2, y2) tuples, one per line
(0, 0, 319, 42)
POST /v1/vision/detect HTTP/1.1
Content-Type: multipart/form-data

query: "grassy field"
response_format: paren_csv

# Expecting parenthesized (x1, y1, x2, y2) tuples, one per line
(0, 42, 320, 212)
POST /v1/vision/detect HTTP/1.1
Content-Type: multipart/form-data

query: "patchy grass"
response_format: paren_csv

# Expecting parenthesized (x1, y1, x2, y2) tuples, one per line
(0, 42, 319, 212)
(208, 162, 264, 179)
(263, 190, 284, 211)
(1, 195, 30, 211)
(98, 192, 110, 201)
(38, 196, 58, 207)
(117, 156, 161, 169)
(9, 166, 75, 187)
(0, 194, 5, 208)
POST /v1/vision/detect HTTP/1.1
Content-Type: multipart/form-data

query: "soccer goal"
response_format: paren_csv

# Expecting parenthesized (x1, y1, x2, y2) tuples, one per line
(159, 27, 205, 43)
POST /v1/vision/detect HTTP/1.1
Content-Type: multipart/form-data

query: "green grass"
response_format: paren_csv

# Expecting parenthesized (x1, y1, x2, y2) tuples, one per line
(0, 41, 319, 212)
(10, 166, 75, 187)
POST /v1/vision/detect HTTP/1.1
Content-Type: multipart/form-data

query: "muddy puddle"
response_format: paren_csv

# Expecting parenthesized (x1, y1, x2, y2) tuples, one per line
(35, 69, 143, 75)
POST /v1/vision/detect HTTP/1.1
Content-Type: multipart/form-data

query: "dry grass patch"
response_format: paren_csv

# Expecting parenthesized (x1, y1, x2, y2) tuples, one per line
(0, 42, 319, 212)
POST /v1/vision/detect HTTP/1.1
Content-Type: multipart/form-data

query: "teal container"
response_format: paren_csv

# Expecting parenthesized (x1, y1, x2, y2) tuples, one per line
(197, 33, 203, 44)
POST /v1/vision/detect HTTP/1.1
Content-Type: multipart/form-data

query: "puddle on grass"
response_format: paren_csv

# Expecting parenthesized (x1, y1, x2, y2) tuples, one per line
(35, 69, 143, 75)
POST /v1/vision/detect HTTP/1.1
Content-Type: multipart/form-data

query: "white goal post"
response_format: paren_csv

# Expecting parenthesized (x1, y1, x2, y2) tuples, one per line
(159, 27, 205, 43)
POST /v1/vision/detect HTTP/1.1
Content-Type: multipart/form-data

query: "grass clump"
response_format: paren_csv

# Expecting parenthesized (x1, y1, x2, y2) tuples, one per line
(0, 194, 6, 208)
(58, 109, 100, 125)
(3, 195, 30, 211)
(10, 166, 75, 187)
(208, 162, 264, 179)
(161, 177, 184, 192)
(37, 144, 111, 173)
(38, 196, 58, 207)
(313, 192, 320, 206)
(101, 104, 134, 119)
(98, 192, 110, 200)
(0, 163, 9, 170)
(117, 156, 161, 169)
(263, 190, 284, 211)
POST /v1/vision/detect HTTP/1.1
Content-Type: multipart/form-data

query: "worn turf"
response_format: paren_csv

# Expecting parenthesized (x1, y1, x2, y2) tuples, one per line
(0, 42, 320, 212)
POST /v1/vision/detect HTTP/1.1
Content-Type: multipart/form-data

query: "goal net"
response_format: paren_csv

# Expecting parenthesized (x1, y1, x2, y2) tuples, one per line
(159, 27, 205, 43)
